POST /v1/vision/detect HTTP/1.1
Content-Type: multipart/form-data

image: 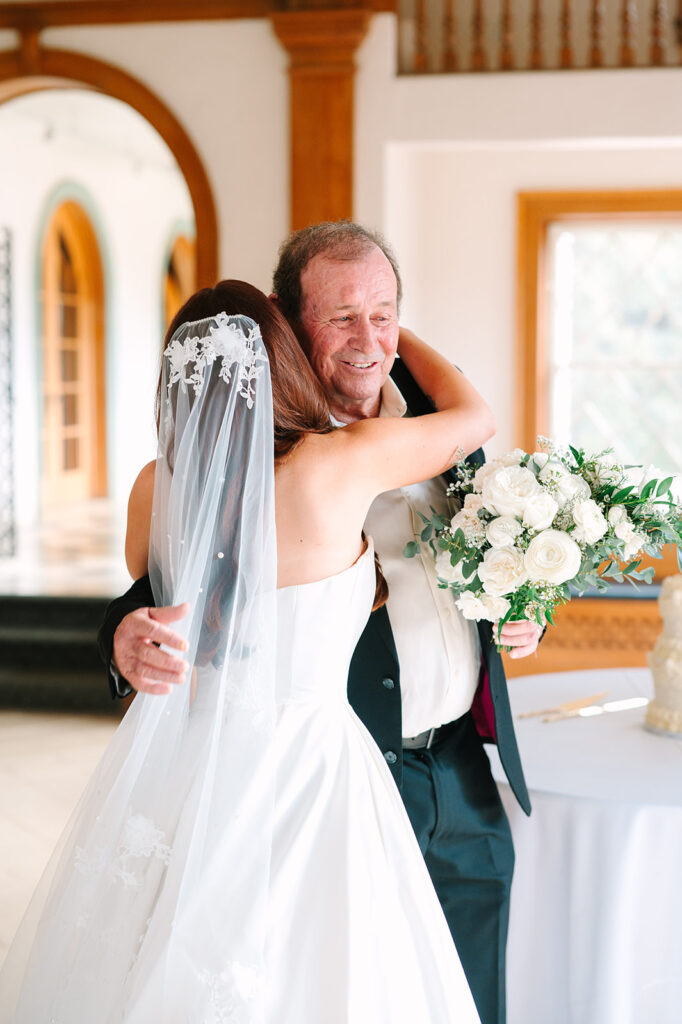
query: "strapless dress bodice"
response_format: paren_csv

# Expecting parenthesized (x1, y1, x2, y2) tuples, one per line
(275, 541, 375, 704)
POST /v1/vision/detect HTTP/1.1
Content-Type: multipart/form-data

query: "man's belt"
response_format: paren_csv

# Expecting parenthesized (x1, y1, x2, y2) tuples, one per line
(402, 720, 455, 750)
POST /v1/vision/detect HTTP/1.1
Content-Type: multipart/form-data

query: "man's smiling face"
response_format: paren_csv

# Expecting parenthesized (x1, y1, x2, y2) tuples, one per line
(298, 246, 399, 421)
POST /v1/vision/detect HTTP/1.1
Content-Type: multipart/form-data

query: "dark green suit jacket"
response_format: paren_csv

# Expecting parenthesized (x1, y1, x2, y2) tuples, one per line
(97, 359, 531, 815)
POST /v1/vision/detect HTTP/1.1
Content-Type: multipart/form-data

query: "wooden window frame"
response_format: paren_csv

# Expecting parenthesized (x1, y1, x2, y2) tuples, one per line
(516, 189, 682, 581)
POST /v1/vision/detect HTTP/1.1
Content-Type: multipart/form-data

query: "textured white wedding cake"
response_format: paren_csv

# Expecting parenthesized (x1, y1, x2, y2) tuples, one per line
(646, 574, 682, 736)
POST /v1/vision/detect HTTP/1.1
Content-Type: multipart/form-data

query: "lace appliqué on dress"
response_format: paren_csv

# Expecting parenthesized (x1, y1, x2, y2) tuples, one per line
(164, 313, 267, 408)
(74, 813, 171, 890)
(194, 962, 262, 1024)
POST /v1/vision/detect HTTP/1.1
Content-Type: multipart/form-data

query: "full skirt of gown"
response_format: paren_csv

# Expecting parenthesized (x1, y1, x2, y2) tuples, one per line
(0, 543, 480, 1023)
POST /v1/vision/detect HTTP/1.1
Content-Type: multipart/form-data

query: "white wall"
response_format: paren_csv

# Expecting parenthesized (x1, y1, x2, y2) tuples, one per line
(355, 14, 682, 454)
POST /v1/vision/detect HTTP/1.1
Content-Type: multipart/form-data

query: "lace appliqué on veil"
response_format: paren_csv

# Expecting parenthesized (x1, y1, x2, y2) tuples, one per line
(194, 962, 262, 1024)
(74, 813, 172, 890)
(164, 313, 267, 408)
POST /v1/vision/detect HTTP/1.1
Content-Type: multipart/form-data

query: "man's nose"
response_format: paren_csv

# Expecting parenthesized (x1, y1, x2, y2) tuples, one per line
(349, 316, 376, 351)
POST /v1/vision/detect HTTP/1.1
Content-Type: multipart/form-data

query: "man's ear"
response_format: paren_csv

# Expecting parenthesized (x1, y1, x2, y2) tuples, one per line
(268, 292, 280, 308)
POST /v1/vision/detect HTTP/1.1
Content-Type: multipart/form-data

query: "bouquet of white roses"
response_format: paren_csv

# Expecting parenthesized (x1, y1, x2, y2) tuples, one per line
(404, 439, 682, 634)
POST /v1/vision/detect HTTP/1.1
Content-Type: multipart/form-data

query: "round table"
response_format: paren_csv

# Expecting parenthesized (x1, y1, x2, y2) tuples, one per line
(487, 667, 682, 1024)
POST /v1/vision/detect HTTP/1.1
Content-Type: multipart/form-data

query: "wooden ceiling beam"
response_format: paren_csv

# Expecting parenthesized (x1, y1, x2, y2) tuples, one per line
(0, 0, 395, 31)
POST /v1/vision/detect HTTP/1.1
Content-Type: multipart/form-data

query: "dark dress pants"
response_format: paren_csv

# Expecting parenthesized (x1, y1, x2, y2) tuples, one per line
(401, 711, 514, 1024)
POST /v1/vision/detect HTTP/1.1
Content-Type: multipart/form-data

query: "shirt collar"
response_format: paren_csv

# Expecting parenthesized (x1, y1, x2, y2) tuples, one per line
(330, 377, 408, 428)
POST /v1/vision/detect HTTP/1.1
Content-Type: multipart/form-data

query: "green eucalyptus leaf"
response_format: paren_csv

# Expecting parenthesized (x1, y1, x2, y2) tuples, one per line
(640, 479, 658, 500)
(403, 541, 420, 558)
(629, 567, 655, 584)
(657, 477, 674, 497)
(421, 525, 433, 541)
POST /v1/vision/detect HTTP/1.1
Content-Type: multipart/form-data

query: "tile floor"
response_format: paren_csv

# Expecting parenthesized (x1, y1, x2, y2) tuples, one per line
(0, 499, 132, 597)
(0, 502, 130, 965)
(0, 710, 118, 966)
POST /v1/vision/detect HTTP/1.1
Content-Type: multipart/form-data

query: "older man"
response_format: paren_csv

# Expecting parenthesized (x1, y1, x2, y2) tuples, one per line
(98, 222, 540, 1024)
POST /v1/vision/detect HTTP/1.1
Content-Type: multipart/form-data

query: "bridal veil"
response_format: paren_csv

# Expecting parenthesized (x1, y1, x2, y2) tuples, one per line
(0, 314, 278, 1023)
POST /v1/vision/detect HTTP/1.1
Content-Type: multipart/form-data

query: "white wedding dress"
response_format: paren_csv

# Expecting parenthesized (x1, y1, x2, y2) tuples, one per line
(262, 541, 479, 1022)
(1, 542, 479, 1024)
(2, 315, 481, 1022)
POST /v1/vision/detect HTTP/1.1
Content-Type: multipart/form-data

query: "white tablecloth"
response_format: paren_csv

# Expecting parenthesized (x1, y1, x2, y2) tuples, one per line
(487, 667, 682, 1024)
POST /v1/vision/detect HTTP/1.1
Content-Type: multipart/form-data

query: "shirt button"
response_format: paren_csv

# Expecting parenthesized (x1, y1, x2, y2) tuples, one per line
(382, 677, 395, 690)
(384, 750, 398, 765)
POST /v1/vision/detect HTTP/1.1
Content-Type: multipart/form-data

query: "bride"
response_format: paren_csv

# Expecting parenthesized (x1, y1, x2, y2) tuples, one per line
(0, 280, 494, 1023)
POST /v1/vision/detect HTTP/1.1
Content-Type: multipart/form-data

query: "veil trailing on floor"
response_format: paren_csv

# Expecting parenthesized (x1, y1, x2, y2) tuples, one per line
(0, 314, 278, 1024)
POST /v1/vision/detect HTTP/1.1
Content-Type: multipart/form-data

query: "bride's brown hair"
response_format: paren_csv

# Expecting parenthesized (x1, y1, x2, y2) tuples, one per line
(157, 279, 332, 459)
(158, 280, 387, 614)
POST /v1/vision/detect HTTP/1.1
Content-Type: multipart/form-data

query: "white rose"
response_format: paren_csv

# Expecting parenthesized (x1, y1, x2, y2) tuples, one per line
(538, 462, 590, 507)
(456, 591, 490, 621)
(572, 499, 608, 545)
(481, 466, 542, 518)
(588, 455, 622, 486)
(463, 492, 485, 513)
(531, 451, 550, 471)
(486, 515, 523, 549)
(524, 529, 582, 585)
(478, 546, 527, 598)
(608, 504, 627, 526)
(522, 492, 558, 532)
(538, 460, 569, 488)
(480, 594, 511, 621)
(472, 460, 502, 491)
(495, 448, 526, 468)
(614, 520, 646, 560)
(450, 508, 486, 544)
(435, 550, 466, 585)
(558, 473, 591, 505)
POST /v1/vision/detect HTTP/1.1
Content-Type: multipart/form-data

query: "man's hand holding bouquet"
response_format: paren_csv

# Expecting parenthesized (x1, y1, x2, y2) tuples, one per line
(405, 439, 682, 651)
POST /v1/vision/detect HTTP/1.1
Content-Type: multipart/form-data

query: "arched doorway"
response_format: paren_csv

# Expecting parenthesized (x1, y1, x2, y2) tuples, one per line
(0, 46, 218, 288)
(0, 46, 218, 598)
(41, 199, 105, 505)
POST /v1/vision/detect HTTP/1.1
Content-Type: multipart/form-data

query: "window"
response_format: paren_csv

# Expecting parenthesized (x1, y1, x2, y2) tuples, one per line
(518, 189, 682, 579)
(546, 220, 682, 472)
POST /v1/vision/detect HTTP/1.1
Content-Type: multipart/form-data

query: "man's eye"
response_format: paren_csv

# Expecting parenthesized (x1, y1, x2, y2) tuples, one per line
(335, 316, 351, 323)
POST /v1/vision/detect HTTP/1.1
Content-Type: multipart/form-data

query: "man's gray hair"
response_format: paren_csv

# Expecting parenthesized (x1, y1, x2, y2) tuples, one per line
(272, 221, 403, 323)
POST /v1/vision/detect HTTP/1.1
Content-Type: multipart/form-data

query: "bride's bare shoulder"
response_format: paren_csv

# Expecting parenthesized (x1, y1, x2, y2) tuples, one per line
(125, 460, 156, 578)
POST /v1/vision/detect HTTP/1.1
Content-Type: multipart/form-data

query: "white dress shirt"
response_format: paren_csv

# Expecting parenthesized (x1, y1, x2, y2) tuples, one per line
(335, 378, 481, 737)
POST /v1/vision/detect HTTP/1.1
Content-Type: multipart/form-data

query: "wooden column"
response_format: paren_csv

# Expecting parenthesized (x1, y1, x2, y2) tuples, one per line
(271, 8, 371, 231)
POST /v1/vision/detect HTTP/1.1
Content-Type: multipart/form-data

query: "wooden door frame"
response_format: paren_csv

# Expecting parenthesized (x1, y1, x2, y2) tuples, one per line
(41, 198, 107, 501)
